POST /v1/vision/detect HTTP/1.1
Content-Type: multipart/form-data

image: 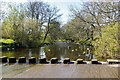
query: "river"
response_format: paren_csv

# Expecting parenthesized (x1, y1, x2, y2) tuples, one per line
(1, 41, 95, 61)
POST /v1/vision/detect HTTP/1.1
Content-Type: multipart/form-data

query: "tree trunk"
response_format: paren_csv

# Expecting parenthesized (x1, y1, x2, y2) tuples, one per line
(91, 24, 95, 40)
(42, 21, 50, 43)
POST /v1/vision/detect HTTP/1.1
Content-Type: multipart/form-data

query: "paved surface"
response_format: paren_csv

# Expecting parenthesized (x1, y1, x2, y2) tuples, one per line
(4, 64, 119, 78)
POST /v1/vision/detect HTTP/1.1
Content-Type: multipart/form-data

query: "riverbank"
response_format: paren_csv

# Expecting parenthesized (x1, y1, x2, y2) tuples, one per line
(2, 64, 119, 78)
(1, 39, 92, 51)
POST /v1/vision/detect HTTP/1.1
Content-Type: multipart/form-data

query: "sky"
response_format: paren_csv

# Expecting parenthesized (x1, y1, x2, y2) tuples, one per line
(1, 0, 82, 25)
(47, 2, 81, 24)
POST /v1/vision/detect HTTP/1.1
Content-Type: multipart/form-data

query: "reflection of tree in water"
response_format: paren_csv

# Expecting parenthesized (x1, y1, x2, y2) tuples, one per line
(2, 51, 15, 58)
(45, 43, 65, 60)
(29, 49, 32, 57)
(44, 42, 94, 61)
(2, 42, 94, 61)
(39, 47, 46, 59)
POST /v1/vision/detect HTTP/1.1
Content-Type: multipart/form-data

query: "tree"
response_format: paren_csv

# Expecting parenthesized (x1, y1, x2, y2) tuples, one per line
(2, 3, 41, 47)
(1, 1, 62, 47)
(61, 16, 91, 42)
(27, 1, 62, 43)
(67, 2, 119, 58)
(42, 6, 62, 43)
(70, 2, 118, 40)
(92, 23, 119, 58)
(49, 21, 61, 41)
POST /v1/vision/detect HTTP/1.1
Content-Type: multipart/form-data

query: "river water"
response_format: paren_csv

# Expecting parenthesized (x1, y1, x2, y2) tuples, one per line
(2, 41, 95, 61)
(1, 41, 95, 77)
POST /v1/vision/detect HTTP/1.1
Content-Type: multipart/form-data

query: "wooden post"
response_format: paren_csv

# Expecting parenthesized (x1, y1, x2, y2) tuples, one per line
(76, 59, 83, 64)
(91, 59, 98, 64)
(9, 57, 16, 63)
(51, 58, 58, 64)
(29, 57, 36, 64)
(0, 56, 8, 63)
(63, 58, 70, 64)
(18, 57, 26, 63)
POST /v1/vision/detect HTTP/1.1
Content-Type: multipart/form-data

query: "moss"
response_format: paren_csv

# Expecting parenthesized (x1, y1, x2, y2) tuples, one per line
(0, 39, 15, 48)
(0, 39, 15, 44)
(97, 58, 107, 62)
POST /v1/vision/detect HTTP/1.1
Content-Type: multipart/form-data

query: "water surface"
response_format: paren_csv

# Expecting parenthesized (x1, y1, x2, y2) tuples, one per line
(1, 41, 95, 61)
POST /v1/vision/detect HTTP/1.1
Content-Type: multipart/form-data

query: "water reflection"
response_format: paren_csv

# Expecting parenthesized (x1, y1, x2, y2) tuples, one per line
(29, 49, 32, 57)
(39, 47, 46, 59)
(1, 41, 95, 61)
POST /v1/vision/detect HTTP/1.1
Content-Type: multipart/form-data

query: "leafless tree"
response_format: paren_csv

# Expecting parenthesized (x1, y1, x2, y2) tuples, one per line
(42, 6, 62, 43)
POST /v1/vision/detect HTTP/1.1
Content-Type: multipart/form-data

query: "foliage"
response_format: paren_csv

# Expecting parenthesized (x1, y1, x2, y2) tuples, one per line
(67, 2, 119, 59)
(61, 17, 90, 42)
(92, 23, 119, 58)
(70, 2, 118, 41)
(0, 39, 15, 48)
(1, 2, 61, 48)
(0, 39, 15, 44)
(48, 21, 61, 41)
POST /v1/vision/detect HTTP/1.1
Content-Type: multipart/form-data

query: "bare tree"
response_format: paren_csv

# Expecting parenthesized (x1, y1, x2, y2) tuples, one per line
(42, 6, 62, 43)
(70, 2, 118, 40)
(27, 1, 62, 43)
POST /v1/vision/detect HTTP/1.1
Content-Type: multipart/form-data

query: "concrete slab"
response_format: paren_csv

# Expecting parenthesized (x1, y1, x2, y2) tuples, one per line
(4, 64, 119, 78)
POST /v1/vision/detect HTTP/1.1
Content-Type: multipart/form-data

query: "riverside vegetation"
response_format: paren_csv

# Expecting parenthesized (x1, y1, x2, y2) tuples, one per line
(0, 1, 120, 59)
